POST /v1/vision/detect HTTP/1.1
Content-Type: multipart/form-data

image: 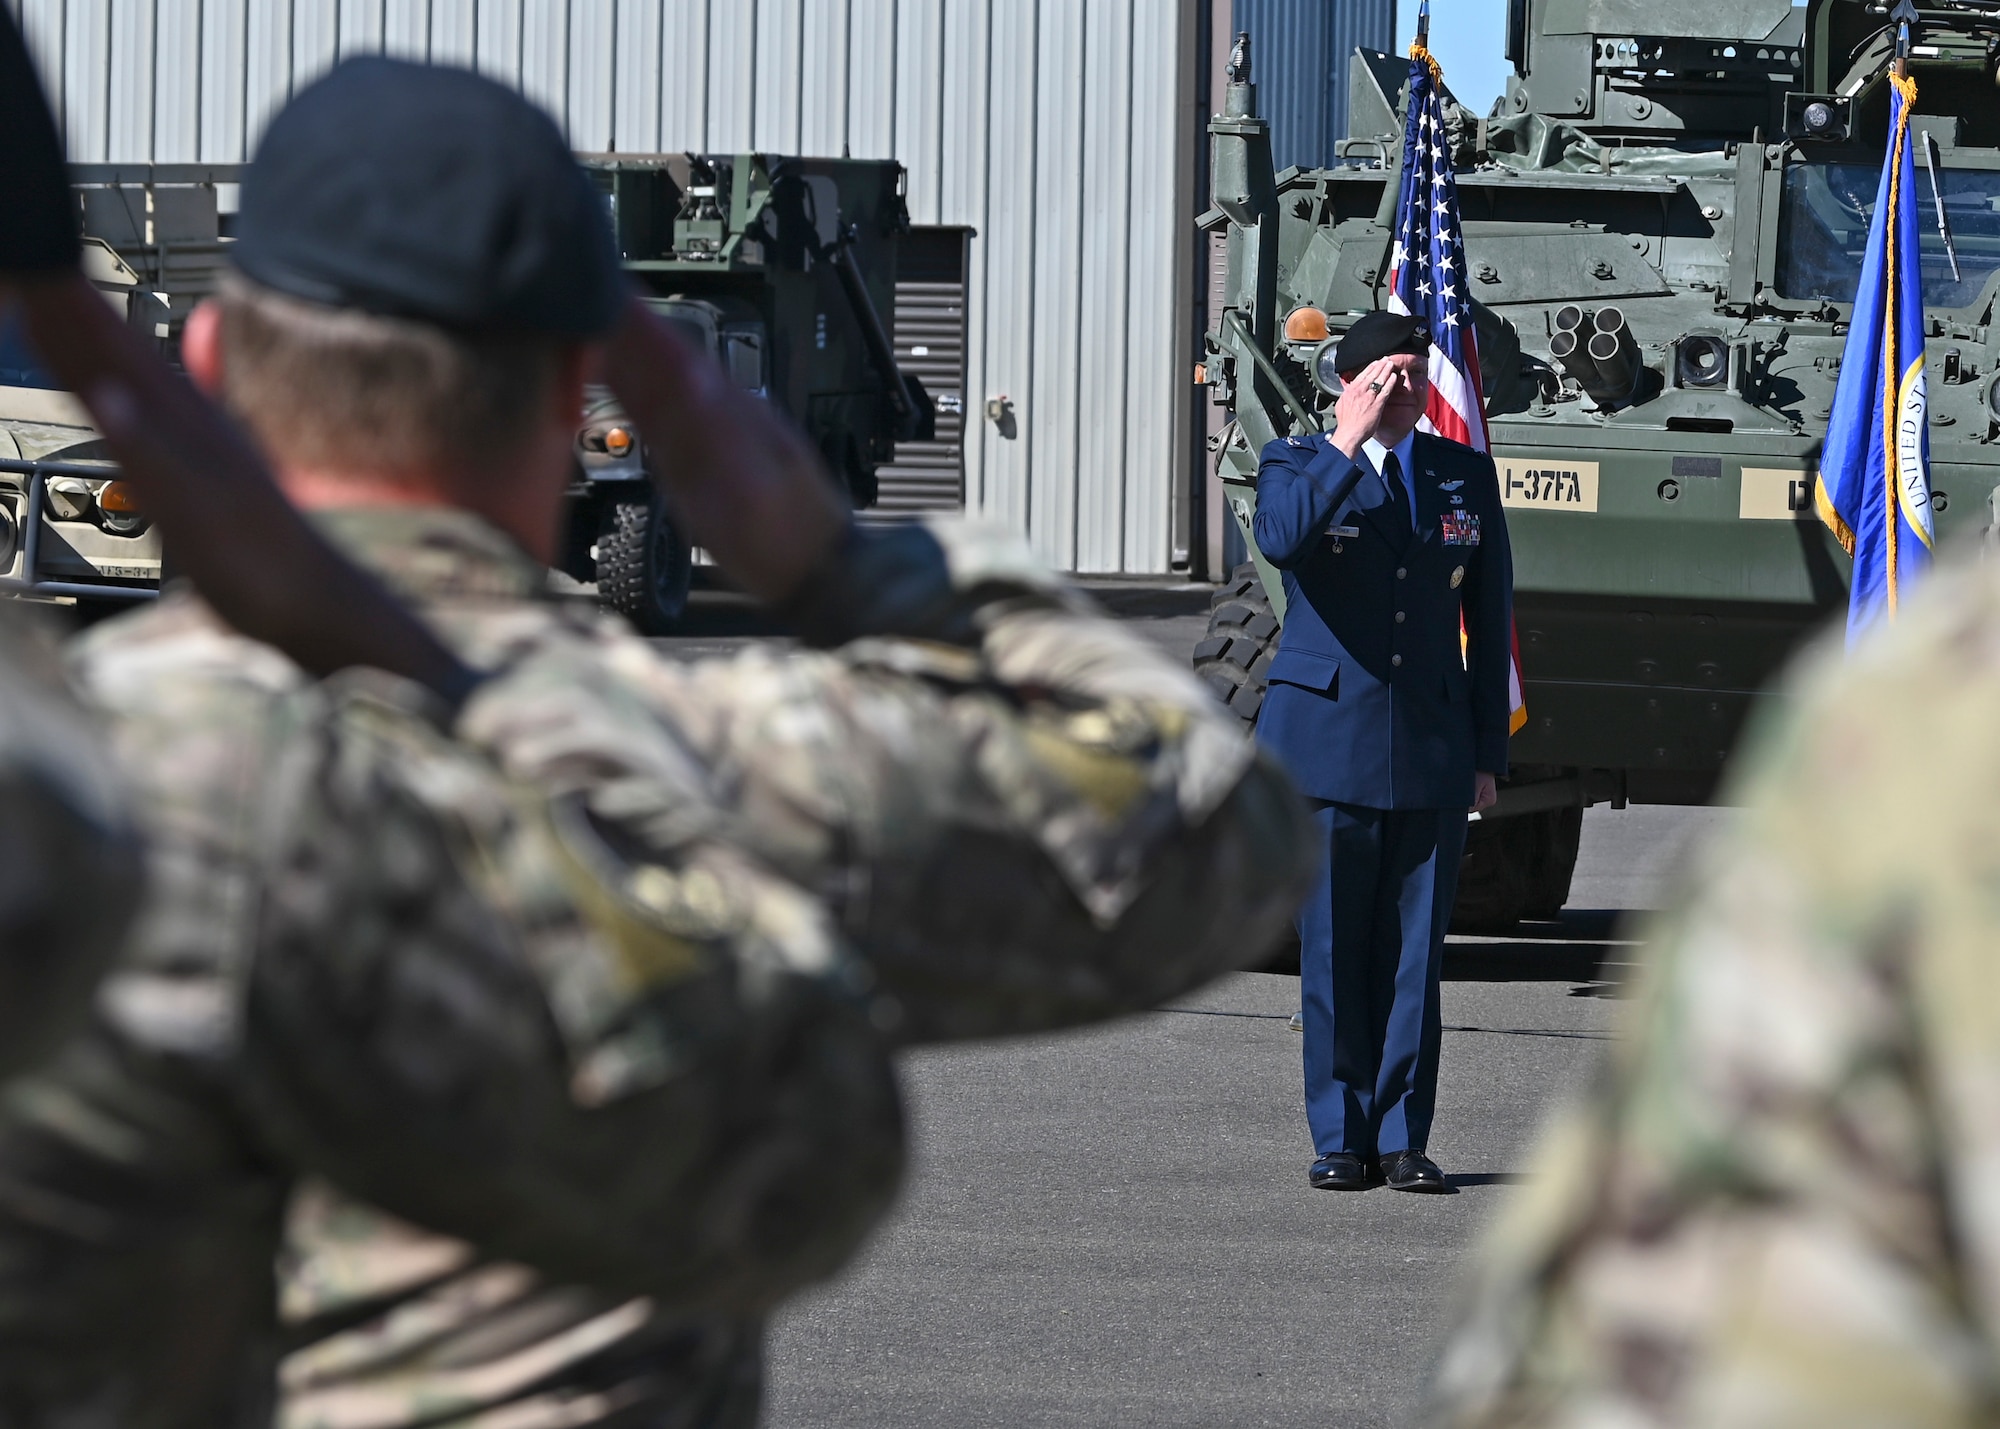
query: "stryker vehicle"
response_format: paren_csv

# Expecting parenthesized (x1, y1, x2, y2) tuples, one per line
(1197, 0, 2000, 927)
(0, 164, 236, 607)
(564, 153, 934, 632)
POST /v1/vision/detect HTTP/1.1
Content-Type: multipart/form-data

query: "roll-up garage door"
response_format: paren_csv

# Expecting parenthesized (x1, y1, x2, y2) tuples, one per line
(872, 226, 972, 516)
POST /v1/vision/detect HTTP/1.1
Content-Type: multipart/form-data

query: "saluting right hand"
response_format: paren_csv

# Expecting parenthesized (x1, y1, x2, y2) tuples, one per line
(1329, 358, 1405, 460)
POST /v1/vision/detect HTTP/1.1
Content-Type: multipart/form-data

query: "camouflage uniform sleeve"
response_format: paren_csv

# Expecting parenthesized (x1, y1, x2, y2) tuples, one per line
(0, 608, 142, 1077)
(67, 595, 833, 1416)
(466, 518, 1314, 1043)
(16, 598, 328, 1426)
(237, 667, 904, 1316)
(1426, 557, 2000, 1429)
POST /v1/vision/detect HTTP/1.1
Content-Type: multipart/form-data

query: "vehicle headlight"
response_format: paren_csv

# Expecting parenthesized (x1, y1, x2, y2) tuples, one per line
(1284, 306, 1330, 343)
(1313, 339, 1345, 395)
(95, 480, 146, 535)
(45, 477, 93, 522)
(580, 423, 639, 459)
(1985, 372, 2000, 422)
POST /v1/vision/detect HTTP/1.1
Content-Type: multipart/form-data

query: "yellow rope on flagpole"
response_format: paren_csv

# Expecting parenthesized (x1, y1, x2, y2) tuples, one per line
(1409, 41, 1443, 86)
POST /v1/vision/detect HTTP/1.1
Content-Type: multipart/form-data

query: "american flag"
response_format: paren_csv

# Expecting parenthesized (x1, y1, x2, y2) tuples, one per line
(1388, 39, 1528, 735)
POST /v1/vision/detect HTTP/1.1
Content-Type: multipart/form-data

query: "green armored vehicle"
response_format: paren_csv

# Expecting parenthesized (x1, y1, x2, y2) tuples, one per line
(1198, 0, 2000, 925)
(565, 153, 933, 632)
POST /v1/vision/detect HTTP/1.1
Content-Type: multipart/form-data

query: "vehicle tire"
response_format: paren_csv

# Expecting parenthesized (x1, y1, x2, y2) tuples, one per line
(1192, 562, 1280, 727)
(1451, 817, 1532, 934)
(1451, 806, 1581, 933)
(1524, 804, 1583, 922)
(596, 493, 692, 636)
(1260, 929, 1302, 977)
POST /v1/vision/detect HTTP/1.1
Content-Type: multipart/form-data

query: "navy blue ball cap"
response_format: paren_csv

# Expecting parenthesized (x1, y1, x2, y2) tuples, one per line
(1333, 311, 1430, 374)
(234, 57, 622, 337)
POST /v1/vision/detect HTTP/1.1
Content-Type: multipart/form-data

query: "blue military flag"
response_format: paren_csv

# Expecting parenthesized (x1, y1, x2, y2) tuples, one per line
(1816, 70, 1934, 639)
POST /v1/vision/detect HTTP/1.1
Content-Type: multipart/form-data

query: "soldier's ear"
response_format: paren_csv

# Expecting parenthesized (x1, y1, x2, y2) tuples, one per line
(181, 300, 225, 397)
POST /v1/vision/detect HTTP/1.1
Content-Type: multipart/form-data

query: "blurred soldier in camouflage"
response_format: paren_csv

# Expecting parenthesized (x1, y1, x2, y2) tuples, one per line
(1426, 551, 2000, 1426)
(0, 612, 140, 1076)
(0, 24, 1310, 1429)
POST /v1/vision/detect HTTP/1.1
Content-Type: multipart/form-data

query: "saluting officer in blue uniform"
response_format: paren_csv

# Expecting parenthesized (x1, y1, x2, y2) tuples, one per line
(1252, 312, 1514, 1193)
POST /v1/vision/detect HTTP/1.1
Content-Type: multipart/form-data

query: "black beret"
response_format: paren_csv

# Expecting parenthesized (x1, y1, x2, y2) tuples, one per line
(1333, 312, 1430, 374)
(234, 57, 621, 337)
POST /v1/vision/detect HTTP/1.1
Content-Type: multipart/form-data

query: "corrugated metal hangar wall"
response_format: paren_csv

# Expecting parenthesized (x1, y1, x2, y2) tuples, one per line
(1232, 0, 1394, 171)
(5, 0, 1206, 576)
(1196, 0, 1396, 576)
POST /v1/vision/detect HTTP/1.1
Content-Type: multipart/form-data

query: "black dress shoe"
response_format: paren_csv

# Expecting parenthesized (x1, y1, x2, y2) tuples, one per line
(1379, 1150, 1451, 1193)
(1308, 1151, 1372, 1191)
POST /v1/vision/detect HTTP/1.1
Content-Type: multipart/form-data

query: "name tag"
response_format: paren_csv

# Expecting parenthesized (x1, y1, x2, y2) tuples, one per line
(1325, 525, 1360, 540)
(1440, 512, 1482, 546)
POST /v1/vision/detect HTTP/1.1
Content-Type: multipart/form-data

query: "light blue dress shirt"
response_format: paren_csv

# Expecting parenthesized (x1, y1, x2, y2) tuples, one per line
(1360, 430, 1419, 512)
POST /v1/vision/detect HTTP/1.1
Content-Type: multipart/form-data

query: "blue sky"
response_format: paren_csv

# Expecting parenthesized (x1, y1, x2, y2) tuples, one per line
(1395, 0, 1512, 118)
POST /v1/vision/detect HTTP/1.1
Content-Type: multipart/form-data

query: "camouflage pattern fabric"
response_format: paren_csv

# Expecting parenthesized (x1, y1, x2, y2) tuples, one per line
(279, 1183, 762, 1429)
(0, 606, 140, 1077)
(441, 514, 1309, 1043)
(1427, 550, 2000, 1429)
(0, 506, 1307, 1429)
(237, 659, 901, 1313)
(0, 601, 299, 1428)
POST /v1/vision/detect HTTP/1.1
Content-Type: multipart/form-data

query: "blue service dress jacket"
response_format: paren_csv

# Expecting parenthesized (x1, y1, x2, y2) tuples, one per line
(1251, 430, 1514, 810)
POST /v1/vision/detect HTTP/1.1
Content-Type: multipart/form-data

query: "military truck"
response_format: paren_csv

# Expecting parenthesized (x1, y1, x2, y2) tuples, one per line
(563, 153, 934, 632)
(0, 164, 235, 607)
(3, 154, 929, 634)
(1198, 0, 2000, 926)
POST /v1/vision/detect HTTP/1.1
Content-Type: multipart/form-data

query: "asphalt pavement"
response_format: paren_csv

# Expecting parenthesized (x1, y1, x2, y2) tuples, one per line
(649, 578, 1732, 1428)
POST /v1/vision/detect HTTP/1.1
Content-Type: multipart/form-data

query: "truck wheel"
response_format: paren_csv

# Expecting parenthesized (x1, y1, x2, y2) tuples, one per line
(1524, 805, 1583, 922)
(1193, 562, 1280, 727)
(1451, 806, 1582, 933)
(1452, 817, 1534, 934)
(596, 494, 692, 636)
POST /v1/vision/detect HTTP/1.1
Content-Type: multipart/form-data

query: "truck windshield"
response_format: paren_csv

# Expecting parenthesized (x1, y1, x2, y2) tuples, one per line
(1775, 159, 2000, 311)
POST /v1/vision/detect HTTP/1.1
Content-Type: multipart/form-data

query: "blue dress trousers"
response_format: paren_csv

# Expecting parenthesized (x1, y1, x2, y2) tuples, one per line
(1251, 431, 1514, 1158)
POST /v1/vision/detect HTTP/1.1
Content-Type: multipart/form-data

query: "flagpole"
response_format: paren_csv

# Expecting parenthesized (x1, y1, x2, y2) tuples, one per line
(1391, 0, 1528, 728)
(1887, 0, 1918, 615)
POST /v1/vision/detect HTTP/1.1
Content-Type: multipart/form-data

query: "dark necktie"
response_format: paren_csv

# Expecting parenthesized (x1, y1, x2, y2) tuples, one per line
(1380, 450, 1413, 542)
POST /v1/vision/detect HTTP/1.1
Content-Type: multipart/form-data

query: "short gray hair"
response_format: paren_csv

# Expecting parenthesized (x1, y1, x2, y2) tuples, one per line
(212, 271, 568, 474)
